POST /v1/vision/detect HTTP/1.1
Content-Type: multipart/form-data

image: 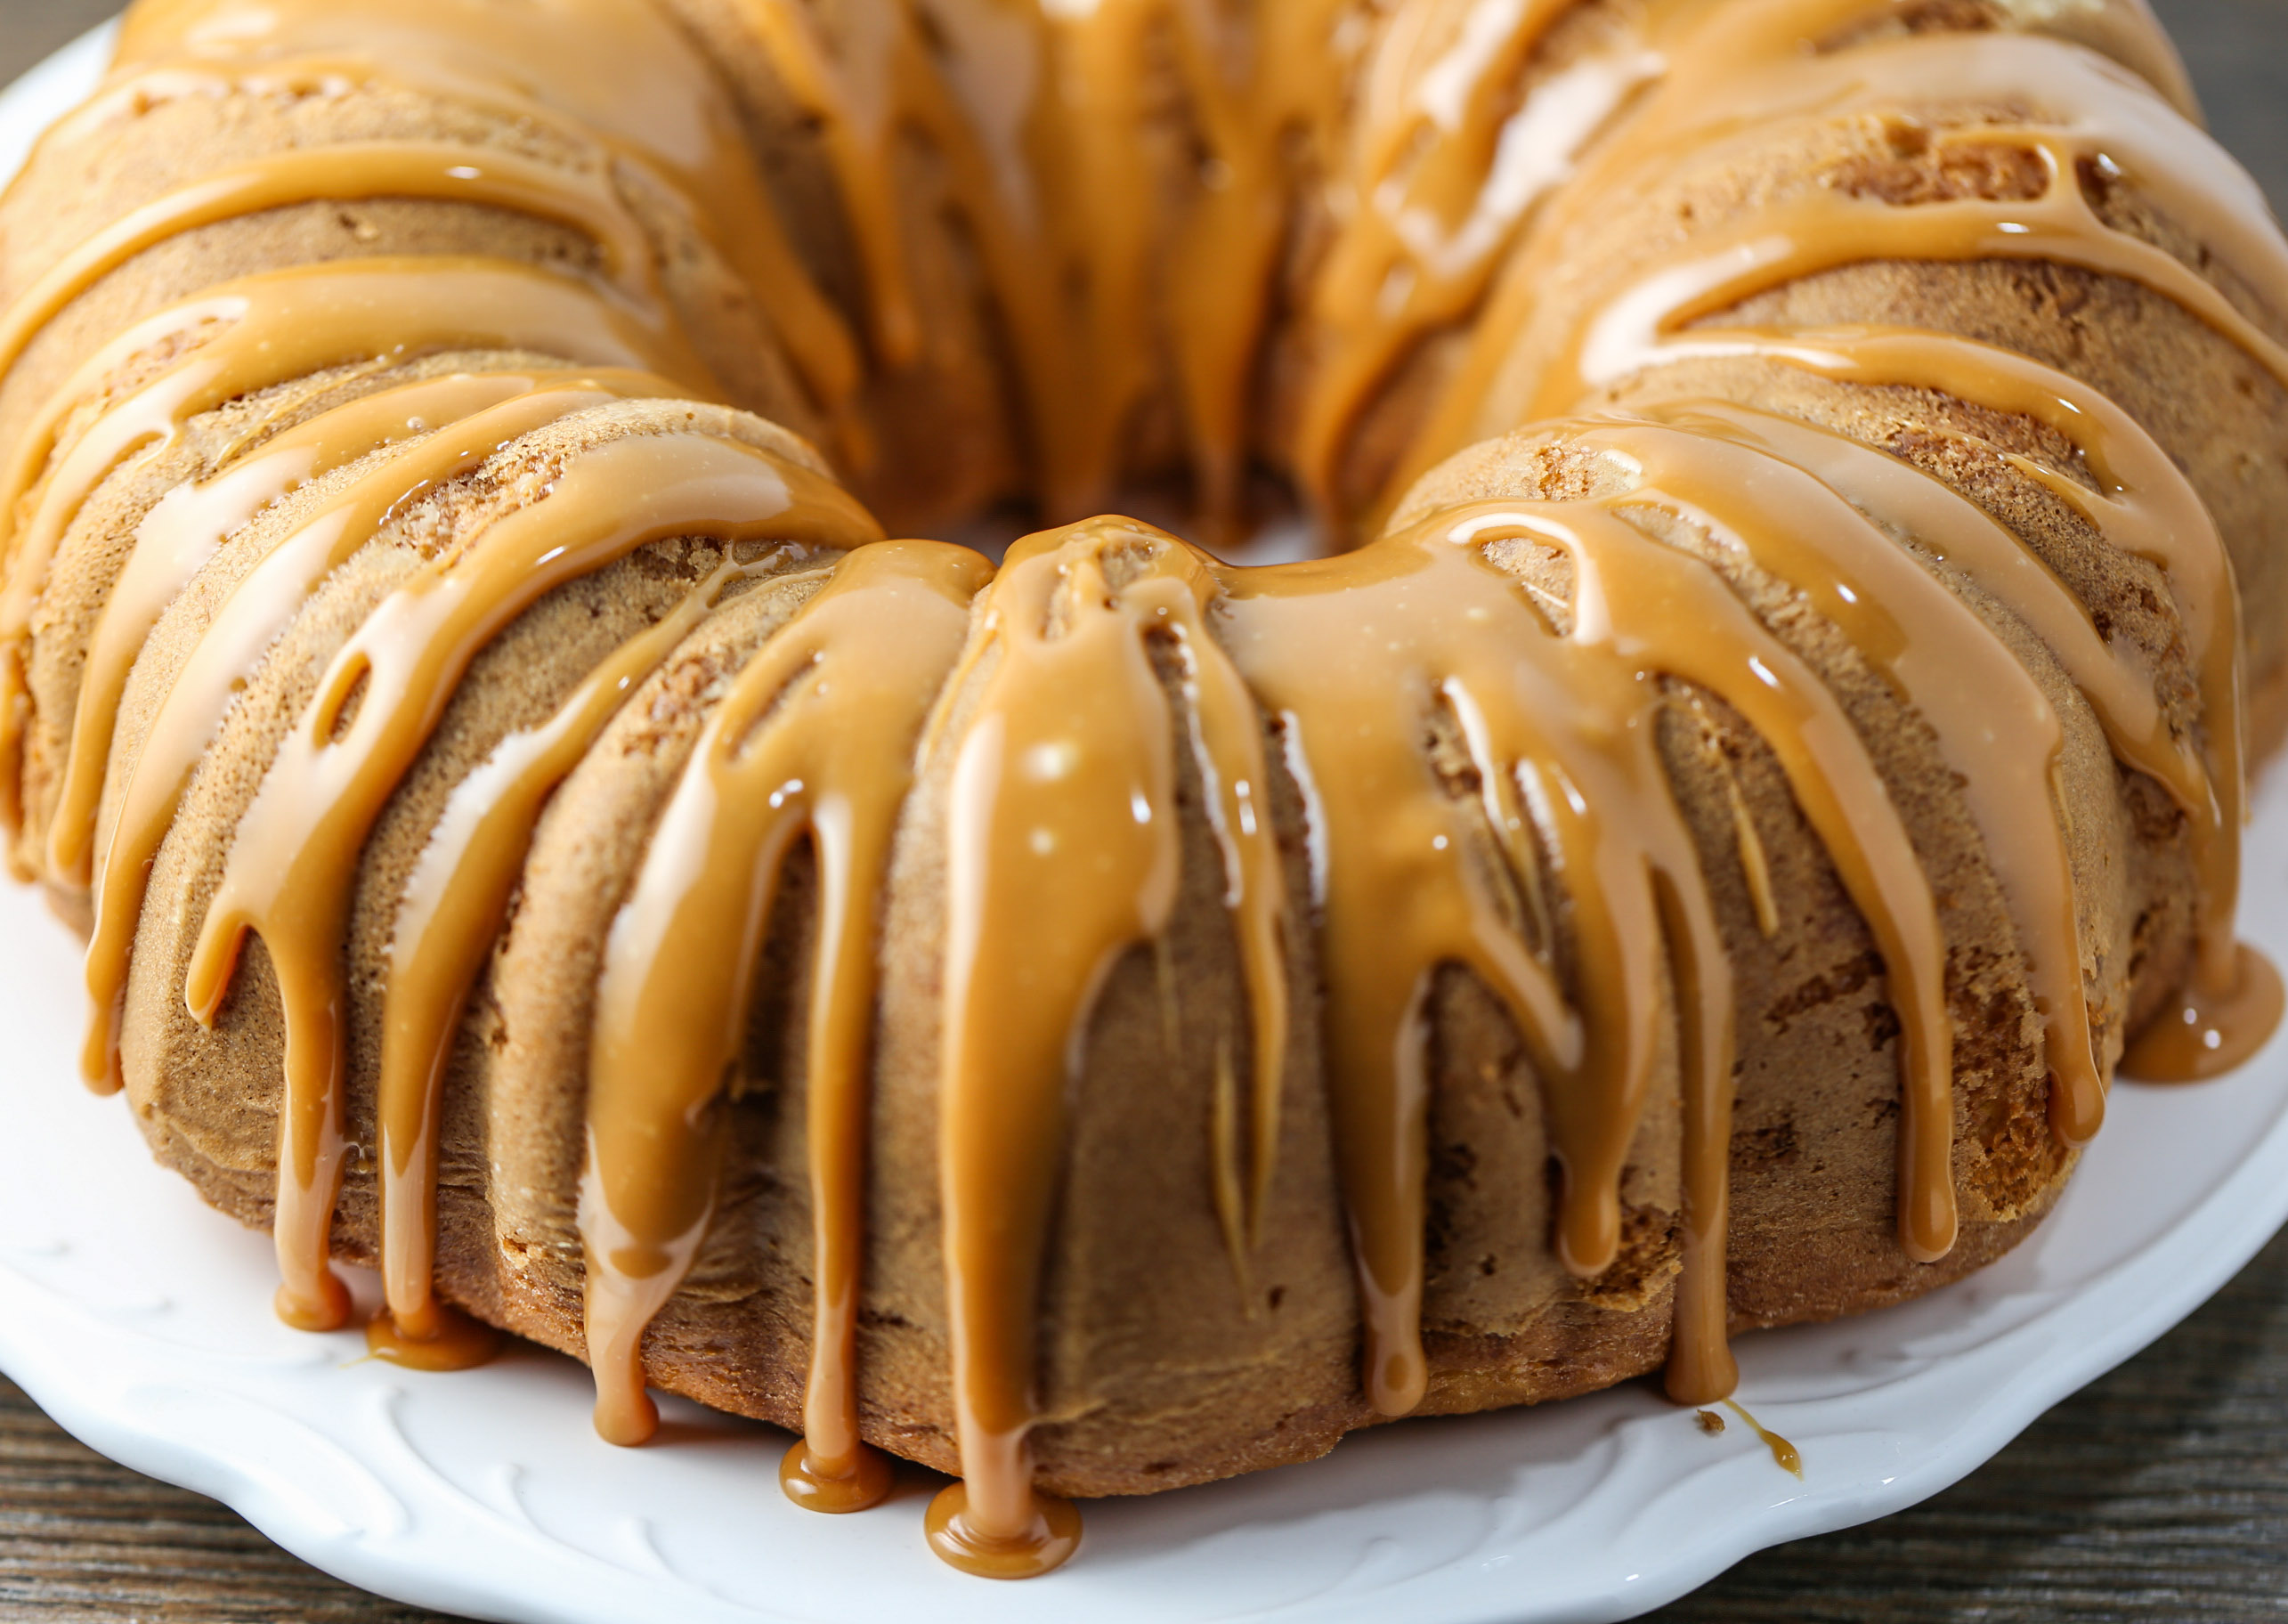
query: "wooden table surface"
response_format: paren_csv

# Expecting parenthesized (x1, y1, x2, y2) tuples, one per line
(2, 1, 2285, 1619)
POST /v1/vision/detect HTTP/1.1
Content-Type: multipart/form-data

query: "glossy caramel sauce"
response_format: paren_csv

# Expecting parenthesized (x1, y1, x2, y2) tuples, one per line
(365, 1303, 505, 1372)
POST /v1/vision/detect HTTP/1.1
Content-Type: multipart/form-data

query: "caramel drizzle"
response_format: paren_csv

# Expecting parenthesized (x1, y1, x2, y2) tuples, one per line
(81, 379, 674, 1092)
(725, 0, 1281, 517)
(934, 518, 1285, 1554)
(1290, 0, 2190, 511)
(44, 0, 2204, 535)
(1384, 16, 2280, 1076)
(1159, 0, 1350, 523)
(0, 143, 666, 395)
(0, 258, 714, 855)
(1626, 329, 2246, 1012)
(578, 541, 977, 1504)
(1607, 410, 2106, 1145)
(1637, 397, 2228, 1128)
(737, 0, 1618, 519)
(1548, 131, 2288, 417)
(376, 544, 821, 1350)
(1286, 0, 1657, 504)
(49, 369, 679, 888)
(716, 0, 921, 371)
(1398, 16, 2268, 501)
(1225, 420, 1998, 1408)
(105, 0, 862, 418)
(1221, 516, 1750, 1407)
(171, 426, 875, 1330)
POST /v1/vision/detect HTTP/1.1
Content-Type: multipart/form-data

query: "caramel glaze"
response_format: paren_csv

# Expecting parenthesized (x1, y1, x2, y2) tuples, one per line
(181, 426, 877, 1332)
(377, 539, 811, 1351)
(0, 261, 711, 862)
(1219, 417, 2050, 1403)
(930, 518, 1286, 1555)
(0, 0, 2281, 1587)
(1217, 508, 1746, 1408)
(1302, 0, 2200, 512)
(27, 0, 2199, 529)
(1401, 7, 2245, 499)
(581, 541, 973, 1498)
(1384, 6, 2278, 1060)
(52, 369, 678, 888)
(105, 0, 860, 421)
(1605, 329, 2254, 1027)
(83, 377, 686, 1097)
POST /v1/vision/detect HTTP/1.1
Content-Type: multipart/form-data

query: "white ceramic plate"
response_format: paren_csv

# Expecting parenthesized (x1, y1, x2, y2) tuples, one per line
(6, 22, 2288, 1623)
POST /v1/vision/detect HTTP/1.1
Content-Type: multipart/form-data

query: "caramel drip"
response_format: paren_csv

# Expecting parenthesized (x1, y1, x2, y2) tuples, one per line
(108, 0, 862, 416)
(376, 546, 797, 1351)
(1594, 412, 2106, 1147)
(2123, 943, 2285, 1081)
(1638, 399, 2243, 1123)
(69, 0, 2207, 532)
(719, 0, 921, 369)
(171, 427, 875, 1331)
(81, 381, 669, 1094)
(1294, 0, 2188, 510)
(1517, 460, 1962, 1264)
(1036, 1, 1181, 516)
(1504, 504, 1946, 1270)
(1694, 699, 1781, 940)
(0, 257, 714, 853)
(1384, 7, 2283, 1061)
(726, 0, 1303, 517)
(1663, 840, 1738, 1408)
(1220, 508, 1752, 1409)
(1721, 1398, 1803, 1477)
(363, 1301, 501, 1371)
(578, 542, 979, 1517)
(1229, 444, 2008, 1396)
(49, 369, 679, 887)
(1629, 331, 2249, 1013)
(1287, 0, 1656, 504)
(1645, 401, 2208, 824)
(719, 0, 1112, 507)
(1160, 0, 1349, 523)
(1689, 32, 2285, 351)
(933, 518, 1283, 1562)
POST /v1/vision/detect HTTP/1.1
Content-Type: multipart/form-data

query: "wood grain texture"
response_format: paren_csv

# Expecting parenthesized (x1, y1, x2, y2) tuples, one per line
(0, 0, 2284, 1618)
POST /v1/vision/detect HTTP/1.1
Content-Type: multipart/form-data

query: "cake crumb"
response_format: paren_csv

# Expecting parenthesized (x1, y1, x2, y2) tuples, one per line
(1694, 1409, 1725, 1435)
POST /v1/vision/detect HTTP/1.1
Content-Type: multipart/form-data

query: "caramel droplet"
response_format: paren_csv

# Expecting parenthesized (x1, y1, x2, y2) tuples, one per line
(923, 1482, 1083, 1579)
(594, 1384, 660, 1449)
(363, 1303, 504, 1372)
(272, 1271, 351, 1334)
(1722, 1400, 1803, 1479)
(2121, 944, 2284, 1083)
(779, 1438, 895, 1514)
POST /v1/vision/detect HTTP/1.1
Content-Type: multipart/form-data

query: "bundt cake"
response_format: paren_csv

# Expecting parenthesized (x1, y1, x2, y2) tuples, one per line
(0, 0, 2283, 1579)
